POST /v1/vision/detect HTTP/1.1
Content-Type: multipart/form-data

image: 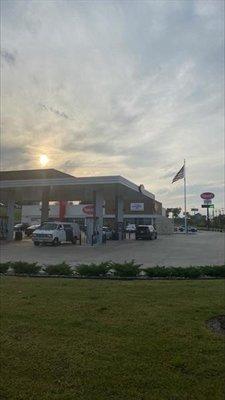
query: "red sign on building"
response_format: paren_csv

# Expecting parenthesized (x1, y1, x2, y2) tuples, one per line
(82, 205, 94, 216)
(59, 201, 67, 220)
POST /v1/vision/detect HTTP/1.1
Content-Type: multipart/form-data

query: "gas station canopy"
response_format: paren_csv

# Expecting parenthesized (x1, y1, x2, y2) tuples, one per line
(0, 168, 155, 203)
(0, 169, 156, 242)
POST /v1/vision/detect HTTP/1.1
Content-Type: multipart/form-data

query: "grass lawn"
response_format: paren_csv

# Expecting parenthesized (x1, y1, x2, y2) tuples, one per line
(0, 278, 224, 400)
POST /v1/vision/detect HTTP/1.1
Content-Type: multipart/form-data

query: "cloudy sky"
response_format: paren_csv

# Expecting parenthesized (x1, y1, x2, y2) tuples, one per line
(1, 0, 224, 211)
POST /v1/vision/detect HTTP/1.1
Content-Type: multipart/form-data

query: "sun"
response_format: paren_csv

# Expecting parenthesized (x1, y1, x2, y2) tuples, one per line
(39, 154, 49, 167)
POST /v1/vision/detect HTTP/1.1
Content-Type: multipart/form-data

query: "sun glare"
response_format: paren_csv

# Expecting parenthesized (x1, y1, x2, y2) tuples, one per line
(39, 154, 49, 167)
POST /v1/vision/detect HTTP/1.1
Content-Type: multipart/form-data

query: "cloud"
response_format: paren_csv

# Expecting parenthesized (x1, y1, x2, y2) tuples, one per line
(0, 49, 16, 65)
(39, 104, 70, 120)
(0, 145, 30, 170)
(1, 0, 224, 211)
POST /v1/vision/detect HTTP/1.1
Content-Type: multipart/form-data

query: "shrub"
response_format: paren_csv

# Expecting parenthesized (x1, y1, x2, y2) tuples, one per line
(111, 260, 141, 277)
(0, 262, 11, 274)
(145, 266, 171, 277)
(144, 266, 202, 278)
(167, 267, 185, 277)
(76, 261, 141, 277)
(200, 265, 225, 277)
(44, 262, 72, 276)
(144, 266, 223, 279)
(181, 267, 202, 279)
(12, 261, 41, 275)
(76, 262, 109, 276)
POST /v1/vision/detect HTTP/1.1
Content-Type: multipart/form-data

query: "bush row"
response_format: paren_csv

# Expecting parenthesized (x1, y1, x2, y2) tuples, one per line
(76, 261, 141, 277)
(0, 261, 71, 276)
(0, 261, 225, 278)
(144, 265, 225, 278)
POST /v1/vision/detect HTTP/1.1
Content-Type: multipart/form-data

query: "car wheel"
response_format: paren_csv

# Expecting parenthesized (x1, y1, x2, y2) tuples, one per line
(53, 238, 59, 246)
(34, 241, 39, 246)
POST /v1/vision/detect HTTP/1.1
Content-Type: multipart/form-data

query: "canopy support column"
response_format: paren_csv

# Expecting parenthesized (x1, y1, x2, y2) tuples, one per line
(94, 191, 104, 244)
(41, 187, 50, 223)
(115, 196, 124, 240)
(6, 199, 15, 241)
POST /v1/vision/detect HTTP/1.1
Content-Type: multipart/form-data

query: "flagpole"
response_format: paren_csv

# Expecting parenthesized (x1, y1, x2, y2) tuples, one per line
(184, 159, 187, 234)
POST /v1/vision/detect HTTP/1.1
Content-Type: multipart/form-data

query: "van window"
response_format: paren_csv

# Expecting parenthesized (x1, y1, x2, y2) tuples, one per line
(40, 223, 57, 230)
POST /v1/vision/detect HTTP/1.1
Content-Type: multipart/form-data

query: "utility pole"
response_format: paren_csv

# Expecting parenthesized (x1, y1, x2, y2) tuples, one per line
(184, 159, 187, 234)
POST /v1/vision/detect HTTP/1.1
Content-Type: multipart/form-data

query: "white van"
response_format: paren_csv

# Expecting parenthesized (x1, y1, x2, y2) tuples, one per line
(32, 221, 80, 246)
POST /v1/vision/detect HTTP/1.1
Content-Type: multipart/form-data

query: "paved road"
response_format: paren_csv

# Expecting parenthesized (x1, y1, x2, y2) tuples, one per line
(0, 231, 224, 267)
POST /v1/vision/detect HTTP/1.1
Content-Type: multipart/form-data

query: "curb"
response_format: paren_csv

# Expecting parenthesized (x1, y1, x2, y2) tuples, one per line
(1, 274, 224, 281)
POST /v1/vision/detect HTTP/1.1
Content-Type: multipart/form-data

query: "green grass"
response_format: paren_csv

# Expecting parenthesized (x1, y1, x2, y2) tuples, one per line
(0, 278, 224, 400)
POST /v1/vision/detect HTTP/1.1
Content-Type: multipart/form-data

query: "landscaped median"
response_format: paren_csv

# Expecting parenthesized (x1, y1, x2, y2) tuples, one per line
(0, 260, 224, 279)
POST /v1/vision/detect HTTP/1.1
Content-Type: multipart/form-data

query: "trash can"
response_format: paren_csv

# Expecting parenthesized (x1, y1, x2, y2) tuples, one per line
(112, 231, 119, 240)
(15, 230, 23, 241)
(102, 232, 107, 244)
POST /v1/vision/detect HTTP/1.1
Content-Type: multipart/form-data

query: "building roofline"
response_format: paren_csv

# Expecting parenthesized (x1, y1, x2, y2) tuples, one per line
(0, 168, 75, 180)
(1, 175, 155, 200)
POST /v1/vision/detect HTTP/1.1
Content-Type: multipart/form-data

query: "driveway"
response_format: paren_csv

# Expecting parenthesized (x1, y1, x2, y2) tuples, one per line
(0, 231, 224, 267)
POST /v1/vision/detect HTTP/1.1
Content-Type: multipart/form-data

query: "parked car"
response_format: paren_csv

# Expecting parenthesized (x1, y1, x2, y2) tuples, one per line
(135, 225, 157, 240)
(178, 226, 198, 233)
(32, 221, 80, 246)
(102, 226, 112, 240)
(126, 224, 136, 232)
(25, 224, 41, 237)
(188, 226, 198, 233)
(14, 222, 29, 231)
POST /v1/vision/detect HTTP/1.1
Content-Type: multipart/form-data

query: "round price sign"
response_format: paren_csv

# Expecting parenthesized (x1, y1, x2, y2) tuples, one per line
(200, 192, 215, 200)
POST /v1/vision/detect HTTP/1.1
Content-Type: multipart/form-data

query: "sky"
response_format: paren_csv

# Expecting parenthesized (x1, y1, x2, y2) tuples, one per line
(0, 0, 224, 212)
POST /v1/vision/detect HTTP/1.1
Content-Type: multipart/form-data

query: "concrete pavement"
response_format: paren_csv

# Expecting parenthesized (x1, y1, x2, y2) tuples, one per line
(0, 231, 224, 267)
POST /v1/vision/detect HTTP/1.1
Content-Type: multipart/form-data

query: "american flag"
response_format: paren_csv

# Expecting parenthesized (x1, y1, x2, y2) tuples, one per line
(172, 165, 184, 183)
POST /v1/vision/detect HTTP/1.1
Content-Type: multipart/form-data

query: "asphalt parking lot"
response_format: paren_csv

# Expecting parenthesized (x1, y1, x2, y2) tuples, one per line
(0, 231, 224, 267)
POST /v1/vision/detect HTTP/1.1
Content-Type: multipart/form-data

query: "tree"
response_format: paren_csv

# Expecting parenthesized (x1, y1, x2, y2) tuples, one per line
(166, 207, 181, 218)
(173, 208, 182, 218)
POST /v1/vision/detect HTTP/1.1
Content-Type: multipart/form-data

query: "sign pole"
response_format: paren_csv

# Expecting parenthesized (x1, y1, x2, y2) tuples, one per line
(200, 192, 215, 230)
(184, 159, 187, 234)
(207, 205, 210, 230)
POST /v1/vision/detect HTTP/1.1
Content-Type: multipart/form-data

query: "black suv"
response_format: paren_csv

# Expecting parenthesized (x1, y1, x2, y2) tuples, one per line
(135, 225, 157, 240)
